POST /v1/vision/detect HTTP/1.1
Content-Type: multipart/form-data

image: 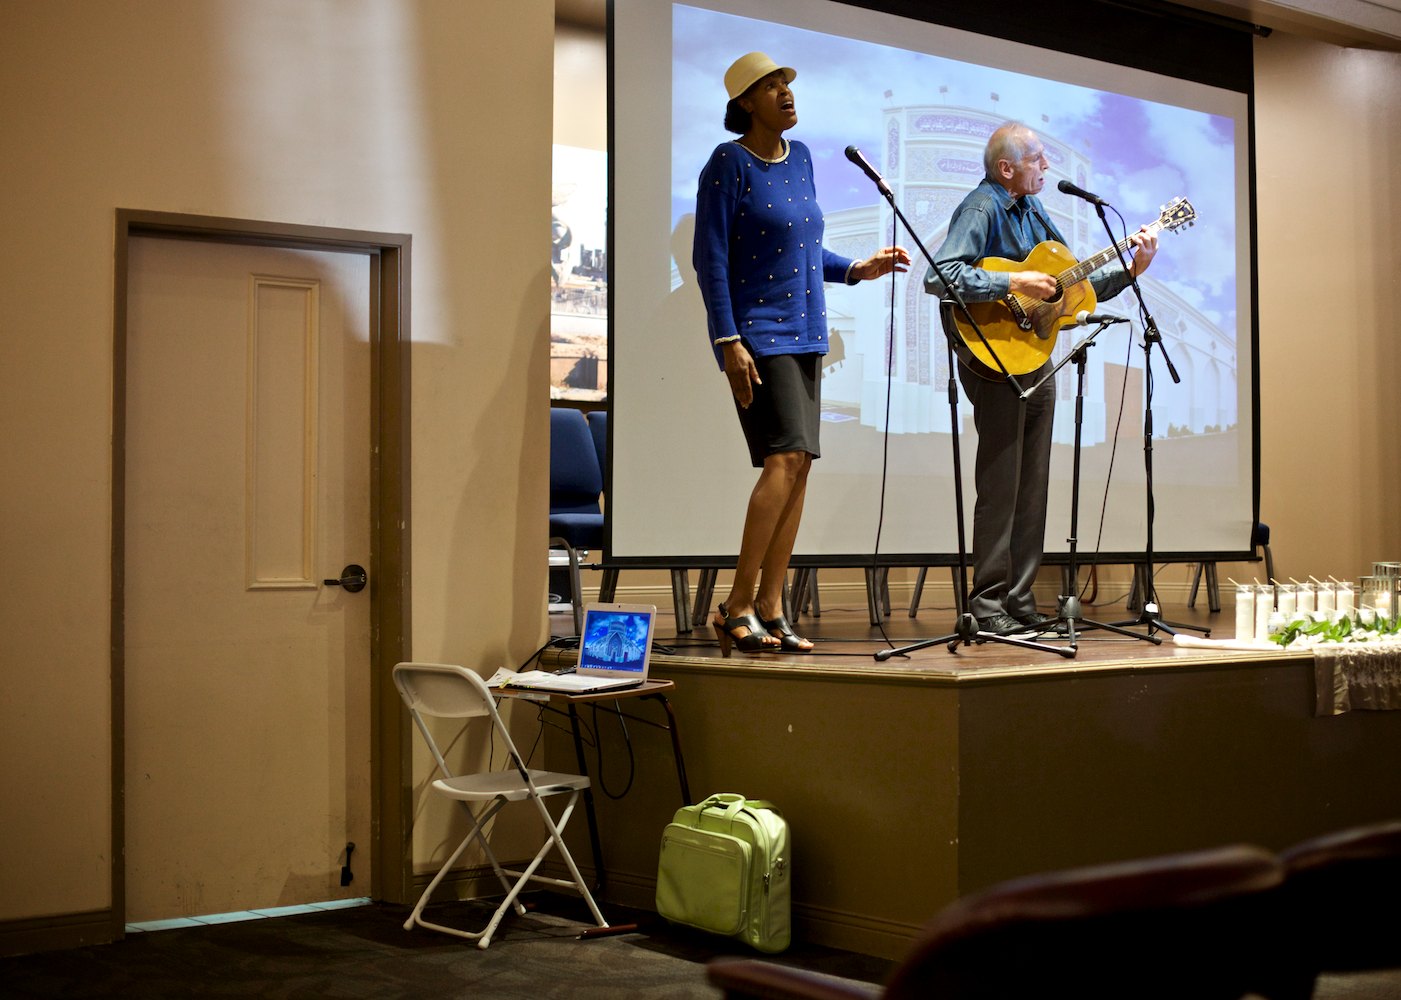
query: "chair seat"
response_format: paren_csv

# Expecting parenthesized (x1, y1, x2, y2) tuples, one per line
(549, 512, 603, 548)
(432, 769, 591, 802)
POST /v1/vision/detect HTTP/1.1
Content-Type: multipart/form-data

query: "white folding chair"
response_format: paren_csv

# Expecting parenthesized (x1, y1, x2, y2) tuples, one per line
(392, 661, 609, 948)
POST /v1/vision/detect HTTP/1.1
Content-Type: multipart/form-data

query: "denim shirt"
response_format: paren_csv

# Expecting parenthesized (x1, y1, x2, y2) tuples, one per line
(924, 178, 1132, 304)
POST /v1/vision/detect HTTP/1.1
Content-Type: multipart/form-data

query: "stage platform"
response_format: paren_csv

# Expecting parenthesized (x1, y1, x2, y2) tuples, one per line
(542, 599, 1401, 960)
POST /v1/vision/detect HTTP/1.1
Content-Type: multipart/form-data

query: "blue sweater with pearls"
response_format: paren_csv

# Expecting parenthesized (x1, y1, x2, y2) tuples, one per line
(693, 139, 856, 370)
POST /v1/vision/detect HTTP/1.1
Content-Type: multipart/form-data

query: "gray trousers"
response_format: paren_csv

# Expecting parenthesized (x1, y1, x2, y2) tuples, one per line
(958, 360, 1056, 620)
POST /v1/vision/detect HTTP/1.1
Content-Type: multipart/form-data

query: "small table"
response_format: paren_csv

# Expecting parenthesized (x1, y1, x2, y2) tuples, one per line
(497, 678, 690, 893)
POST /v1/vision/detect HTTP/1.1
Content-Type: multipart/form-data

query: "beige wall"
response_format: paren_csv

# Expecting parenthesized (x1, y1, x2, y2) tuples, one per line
(1247, 33, 1401, 582)
(0, 0, 554, 923)
(1, 2, 1399, 932)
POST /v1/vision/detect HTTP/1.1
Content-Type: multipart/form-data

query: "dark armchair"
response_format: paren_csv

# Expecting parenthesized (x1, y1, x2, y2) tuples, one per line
(709, 844, 1285, 1000)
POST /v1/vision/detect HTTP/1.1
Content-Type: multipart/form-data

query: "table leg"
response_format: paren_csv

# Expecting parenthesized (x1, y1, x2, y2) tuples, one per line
(567, 702, 607, 894)
(644, 693, 691, 806)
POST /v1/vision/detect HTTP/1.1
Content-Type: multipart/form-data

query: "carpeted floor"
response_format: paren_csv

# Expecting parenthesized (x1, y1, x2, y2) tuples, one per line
(6, 894, 1399, 998)
(1, 895, 892, 999)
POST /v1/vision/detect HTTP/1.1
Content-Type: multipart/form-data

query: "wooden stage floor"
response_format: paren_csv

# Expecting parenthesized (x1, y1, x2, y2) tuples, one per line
(556, 595, 1266, 676)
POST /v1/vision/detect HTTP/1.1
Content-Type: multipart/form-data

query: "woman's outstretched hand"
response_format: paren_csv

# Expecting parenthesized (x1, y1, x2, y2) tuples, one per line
(851, 245, 911, 281)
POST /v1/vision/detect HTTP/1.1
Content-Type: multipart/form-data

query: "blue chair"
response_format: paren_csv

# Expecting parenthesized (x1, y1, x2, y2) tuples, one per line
(550, 408, 604, 633)
(571, 407, 696, 633)
(585, 409, 607, 475)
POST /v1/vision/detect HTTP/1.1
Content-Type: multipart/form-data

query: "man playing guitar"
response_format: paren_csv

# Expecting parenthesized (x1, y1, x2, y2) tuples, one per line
(924, 122, 1159, 636)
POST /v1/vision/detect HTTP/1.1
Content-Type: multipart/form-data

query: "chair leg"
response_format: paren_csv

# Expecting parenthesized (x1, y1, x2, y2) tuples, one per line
(552, 539, 584, 634)
(404, 800, 508, 938)
(1188, 562, 1204, 609)
(451, 800, 528, 914)
(507, 792, 606, 944)
(1205, 562, 1221, 613)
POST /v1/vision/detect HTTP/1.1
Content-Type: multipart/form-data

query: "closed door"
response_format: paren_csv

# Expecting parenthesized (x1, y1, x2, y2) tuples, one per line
(124, 237, 372, 920)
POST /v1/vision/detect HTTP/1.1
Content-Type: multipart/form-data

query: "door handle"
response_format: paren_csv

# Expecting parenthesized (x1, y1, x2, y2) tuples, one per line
(324, 564, 368, 593)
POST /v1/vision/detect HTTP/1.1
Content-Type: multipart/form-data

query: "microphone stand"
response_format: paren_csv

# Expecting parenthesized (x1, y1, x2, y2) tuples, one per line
(1020, 319, 1162, 650)
(848, 156, 1069, 660)
(1081, 200, 1208, 639)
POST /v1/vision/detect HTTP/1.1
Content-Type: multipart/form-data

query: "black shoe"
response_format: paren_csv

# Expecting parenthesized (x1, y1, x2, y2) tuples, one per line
(975, 613, 1022, 634)
(1014, 610, 1067, 634)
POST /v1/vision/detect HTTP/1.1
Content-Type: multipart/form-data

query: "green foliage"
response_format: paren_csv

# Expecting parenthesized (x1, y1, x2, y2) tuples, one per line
(1269, 611, 1400, 647)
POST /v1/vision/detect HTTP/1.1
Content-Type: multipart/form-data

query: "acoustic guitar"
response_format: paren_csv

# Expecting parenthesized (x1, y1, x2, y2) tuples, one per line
(941, 196, 1196, 381)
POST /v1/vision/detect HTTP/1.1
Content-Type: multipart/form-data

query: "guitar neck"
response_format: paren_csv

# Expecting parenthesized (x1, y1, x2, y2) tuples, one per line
(1057, 220, 1164, 289)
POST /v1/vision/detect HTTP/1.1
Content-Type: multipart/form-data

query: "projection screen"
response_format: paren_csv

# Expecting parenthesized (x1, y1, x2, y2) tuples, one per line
(609, 0, 1257, 566)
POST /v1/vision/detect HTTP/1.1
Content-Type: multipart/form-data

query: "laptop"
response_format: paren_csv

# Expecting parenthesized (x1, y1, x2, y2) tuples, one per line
(516, 602, 657, 694)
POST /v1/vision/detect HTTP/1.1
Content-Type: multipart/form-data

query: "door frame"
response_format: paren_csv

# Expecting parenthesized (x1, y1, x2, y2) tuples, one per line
(111, 210, 414, 939)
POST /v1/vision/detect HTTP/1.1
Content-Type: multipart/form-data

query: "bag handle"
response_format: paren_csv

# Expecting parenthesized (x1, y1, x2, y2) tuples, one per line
(699, 793, 781, 830)
(700, 792, 748, 820)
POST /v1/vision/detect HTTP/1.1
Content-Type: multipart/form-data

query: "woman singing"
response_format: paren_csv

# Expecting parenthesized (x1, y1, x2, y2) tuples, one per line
(694, 52, 909, 656)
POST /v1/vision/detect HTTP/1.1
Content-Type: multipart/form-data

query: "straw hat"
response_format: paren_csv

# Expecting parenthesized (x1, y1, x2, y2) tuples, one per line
(724, 51, 796, 101)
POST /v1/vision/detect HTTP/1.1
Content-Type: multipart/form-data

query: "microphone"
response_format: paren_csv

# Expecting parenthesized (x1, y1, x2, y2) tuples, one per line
(1057, 178, 1107, 206)
(1075, 310, 1129, 326)
(845, 145, 891, 197)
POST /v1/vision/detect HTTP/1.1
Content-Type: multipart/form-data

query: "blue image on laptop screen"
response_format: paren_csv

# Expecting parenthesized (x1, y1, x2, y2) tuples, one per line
(579, 609, 651, 673)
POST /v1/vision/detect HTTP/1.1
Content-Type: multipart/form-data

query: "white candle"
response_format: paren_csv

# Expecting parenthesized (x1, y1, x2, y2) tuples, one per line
(1296, 584, 1316, 614)
(1336, 584, 1355, 617)
(1234, 586, 1255, 641)
(1378, 591, 1393, 623)
(1255, 585, 1274, 638)
(1317, 583, 1335, 614)
(1276, 585, 1296, 618)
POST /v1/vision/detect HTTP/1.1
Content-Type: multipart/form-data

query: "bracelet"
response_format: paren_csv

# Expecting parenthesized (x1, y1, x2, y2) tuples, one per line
(713, 335, 742, 345)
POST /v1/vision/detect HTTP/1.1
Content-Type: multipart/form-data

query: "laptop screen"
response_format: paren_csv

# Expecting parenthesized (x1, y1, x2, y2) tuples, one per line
(577, 603, 655, 677)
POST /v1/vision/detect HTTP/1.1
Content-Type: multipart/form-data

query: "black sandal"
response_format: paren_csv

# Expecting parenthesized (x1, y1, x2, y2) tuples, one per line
(760, 614, 814, 653)
(712, 603, 777, 658)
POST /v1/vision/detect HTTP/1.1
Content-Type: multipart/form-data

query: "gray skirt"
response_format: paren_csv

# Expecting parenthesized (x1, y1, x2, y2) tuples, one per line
(733, 352, 821, 468)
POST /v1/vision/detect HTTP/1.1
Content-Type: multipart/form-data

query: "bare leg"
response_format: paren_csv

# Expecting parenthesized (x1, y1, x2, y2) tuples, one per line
(754, 456, 812, 649)
(718, 450, 811, 646)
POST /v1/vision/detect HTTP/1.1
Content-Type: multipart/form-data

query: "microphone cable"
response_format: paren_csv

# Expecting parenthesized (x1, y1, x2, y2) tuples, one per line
(1077, 205, 1148, 608)
(867, 205, 903, 649)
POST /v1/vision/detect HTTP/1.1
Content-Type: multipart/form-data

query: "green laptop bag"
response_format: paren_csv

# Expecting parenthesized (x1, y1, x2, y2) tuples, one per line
(655, 792, 790, 953)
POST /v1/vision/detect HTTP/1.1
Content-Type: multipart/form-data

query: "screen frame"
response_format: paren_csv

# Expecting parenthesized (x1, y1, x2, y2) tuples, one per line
(603, 0, 1261, 568)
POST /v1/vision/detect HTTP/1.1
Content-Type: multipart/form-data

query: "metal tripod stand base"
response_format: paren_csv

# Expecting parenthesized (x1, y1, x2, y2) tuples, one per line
(875, 612, 1074, 660)
(1108, 601, 1211, 639)
(1049, 594, 1165, 647)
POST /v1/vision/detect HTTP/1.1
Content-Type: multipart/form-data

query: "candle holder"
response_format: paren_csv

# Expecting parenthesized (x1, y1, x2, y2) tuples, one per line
(1254, 583, 1274, 639)
(1295, 580, 1316, 615)
(1315, 580, 1336, 616)
(1335, 580, 1355, 619)
(1359, 575, 1386, 622)
(1234, 583, 1255, 640)
(1373, 563, 1400, 625)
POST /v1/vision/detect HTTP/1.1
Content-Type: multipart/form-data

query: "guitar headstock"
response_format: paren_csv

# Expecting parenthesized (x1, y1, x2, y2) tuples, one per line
(1158, 196, 1197, 233)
